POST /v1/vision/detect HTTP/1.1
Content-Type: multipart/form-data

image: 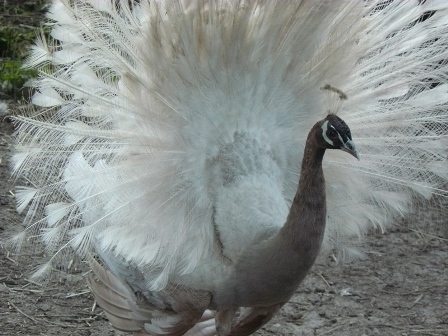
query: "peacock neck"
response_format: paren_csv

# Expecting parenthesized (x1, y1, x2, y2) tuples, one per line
(221, 124, 329, 307)
(280, 123, 327, 265)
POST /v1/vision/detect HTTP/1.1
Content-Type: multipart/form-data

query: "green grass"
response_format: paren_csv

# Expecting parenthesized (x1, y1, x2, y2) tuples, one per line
(0, 1, 49, 98)
(0, 26, 39, 59)
(0, 59, 37, 93)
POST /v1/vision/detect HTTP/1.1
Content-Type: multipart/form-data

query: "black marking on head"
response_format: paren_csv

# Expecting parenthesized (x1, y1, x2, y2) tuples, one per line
(322, 114, 352, 148)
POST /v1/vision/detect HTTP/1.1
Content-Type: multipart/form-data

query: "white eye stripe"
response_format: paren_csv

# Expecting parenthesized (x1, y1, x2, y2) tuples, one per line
(322, 120, 334, 146)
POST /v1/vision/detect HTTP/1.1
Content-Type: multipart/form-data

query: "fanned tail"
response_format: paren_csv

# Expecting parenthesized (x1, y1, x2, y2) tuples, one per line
(10, 0, 448, 288)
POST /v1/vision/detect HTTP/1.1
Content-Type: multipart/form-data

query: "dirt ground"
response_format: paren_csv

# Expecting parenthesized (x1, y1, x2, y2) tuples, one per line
(0, 109, 447, 336)
(1, 2, 448, 335)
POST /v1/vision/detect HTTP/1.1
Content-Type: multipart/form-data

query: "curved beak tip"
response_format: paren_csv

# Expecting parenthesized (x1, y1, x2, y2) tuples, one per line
(342, 140, 360, 160)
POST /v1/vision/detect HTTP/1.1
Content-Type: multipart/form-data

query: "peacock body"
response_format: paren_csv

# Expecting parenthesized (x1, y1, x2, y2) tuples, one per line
(11, 0, 448, 335)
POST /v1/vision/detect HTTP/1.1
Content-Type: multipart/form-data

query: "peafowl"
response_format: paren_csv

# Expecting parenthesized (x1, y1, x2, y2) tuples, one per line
(10, 1, 448, 335)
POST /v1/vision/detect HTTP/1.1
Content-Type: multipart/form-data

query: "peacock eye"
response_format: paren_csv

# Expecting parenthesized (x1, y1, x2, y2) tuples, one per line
(327, 128, 337, 138)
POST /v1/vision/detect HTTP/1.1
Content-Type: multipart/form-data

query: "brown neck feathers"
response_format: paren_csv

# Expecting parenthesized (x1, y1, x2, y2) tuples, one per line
(280, 122, 327, 265)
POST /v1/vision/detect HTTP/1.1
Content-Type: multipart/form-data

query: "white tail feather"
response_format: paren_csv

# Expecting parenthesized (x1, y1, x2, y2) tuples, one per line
(31, 261, 53, 281)
(15, 187, 38, 214)
(25, 32, 52, 68)
(45, 202, 71, 226)
(32, 87, 64, 107)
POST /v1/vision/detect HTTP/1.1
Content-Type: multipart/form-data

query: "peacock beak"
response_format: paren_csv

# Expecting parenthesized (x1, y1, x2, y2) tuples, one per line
(341, 139, 359, 160)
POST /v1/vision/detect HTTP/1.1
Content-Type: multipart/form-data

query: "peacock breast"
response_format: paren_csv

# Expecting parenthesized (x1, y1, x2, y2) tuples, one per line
(206, 131, 289, 263)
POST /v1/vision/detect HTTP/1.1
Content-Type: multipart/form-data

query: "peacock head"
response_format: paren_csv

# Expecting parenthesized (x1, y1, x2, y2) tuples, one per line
(319, 114, 359, 159)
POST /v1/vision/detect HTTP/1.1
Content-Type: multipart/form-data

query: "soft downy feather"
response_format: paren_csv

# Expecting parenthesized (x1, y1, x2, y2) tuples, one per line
(10, 0, 448, 289)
